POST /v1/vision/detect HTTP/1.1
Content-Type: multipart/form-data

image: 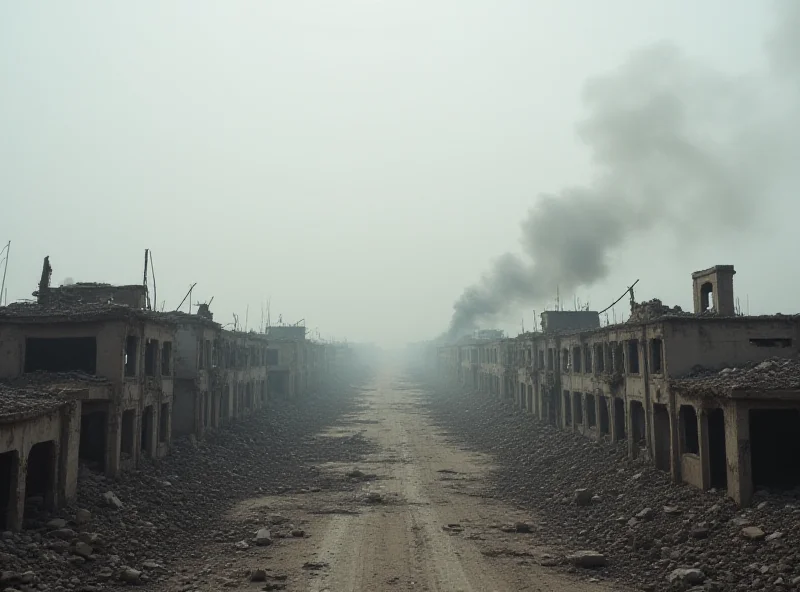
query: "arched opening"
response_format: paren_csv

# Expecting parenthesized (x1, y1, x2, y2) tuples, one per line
(700, 282, 714, 312)
(25, 441, 56, 517)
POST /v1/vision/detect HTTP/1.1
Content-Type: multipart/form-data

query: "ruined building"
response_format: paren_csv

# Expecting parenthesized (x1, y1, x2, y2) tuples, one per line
(438, 265, 800, 506)
(0, 257, 349, 531)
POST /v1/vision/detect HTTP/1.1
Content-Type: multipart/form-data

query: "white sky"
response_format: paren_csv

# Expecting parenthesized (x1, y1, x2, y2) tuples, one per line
(1, 1, 795, 346)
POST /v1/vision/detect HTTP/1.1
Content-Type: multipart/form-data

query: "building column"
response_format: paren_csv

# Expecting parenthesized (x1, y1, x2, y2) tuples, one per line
(594, 395, 602, 442)
(626, 401, 635, 459)
(724, 403, 752, 506)
(7, 450, 25, 531)
(59, 401, 81, 505)
(669, 406, 681, 484)
(698, 408, 712, 490)
(107, 408, 121, 477)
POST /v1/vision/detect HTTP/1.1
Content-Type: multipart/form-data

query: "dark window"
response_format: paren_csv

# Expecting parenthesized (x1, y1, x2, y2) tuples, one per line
(613, 342, 624, 373)
(572, 347, 582, 373)
(25, 337, 97, 374)
(680, 405, 699, 454)
(267, 349, 279, 365)
(584, 345, 592, 374)
(627, 340, 640, 374)
(538, 350, 545, 369)
(161, 342, 172, 376)
(561, 349, 570, 372)
(547, 348, 554, 370)
(125, 336, 138, 377)
(574, 393, 583, 425)
(650, 338, 663, 373)
(197, 339, 204, 369)
(586, 393, 596, 427)
(144, 339, 158, 377)
(594, 344, 605, 373)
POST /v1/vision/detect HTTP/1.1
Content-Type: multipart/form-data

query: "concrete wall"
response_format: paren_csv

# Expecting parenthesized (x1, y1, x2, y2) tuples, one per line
(0, 321, 126, 381)
(664, 319, 800, 378)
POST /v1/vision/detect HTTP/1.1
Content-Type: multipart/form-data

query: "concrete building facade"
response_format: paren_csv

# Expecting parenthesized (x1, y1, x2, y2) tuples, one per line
(438, 265, 800, 506)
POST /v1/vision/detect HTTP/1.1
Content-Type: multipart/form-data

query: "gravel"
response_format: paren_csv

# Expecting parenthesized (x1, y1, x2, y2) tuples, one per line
(423, 380, 800, 591)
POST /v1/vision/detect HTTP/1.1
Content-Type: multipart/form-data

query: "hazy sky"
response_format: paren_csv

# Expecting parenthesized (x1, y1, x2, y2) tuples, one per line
(1, 2, 796, 346)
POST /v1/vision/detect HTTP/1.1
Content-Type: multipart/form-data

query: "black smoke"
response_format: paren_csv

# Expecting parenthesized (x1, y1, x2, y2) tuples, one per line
(447, 2, 800, 338)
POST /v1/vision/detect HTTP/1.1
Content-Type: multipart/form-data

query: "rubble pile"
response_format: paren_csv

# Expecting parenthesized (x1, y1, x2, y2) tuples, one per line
(0, 376, 375, 592)
(628, 299, 688, 324)
(672, 357, 800, 397)
(424, 382, 800, 591)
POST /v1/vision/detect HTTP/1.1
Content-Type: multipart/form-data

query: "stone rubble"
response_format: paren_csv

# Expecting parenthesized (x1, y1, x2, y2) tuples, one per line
(0, 375, 375, 592)
(424, 381, 800, 591)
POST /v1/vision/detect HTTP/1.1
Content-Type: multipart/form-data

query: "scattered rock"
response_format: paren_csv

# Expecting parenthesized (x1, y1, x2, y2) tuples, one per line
(514, 521, 532, 533)
(365, 491, 383, 504)
(566, 550, 607, 568)
(291, 529, 305, 538)
(765, 531, 783, 542)
(574, 488, 593, 506)
(73, 541, 93, 558)
(636, 507, 655, 521)
(250, 569, 267, 582)
(51, 528, 77, 540)
(47, 518, 67, 529)
(667, 568, 706, 585)
(119, 567, 142, 584)
(741, 526, 766, 541)
(75, 508, 92, 525)
(663, 505, 681, 515)
(255, 528, 273, 546)
(102, 491, 124, 509)
(302, 562, 328, 570)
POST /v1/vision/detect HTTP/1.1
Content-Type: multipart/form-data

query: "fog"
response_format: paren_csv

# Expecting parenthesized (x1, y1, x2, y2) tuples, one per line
(2, 1, 798, 347)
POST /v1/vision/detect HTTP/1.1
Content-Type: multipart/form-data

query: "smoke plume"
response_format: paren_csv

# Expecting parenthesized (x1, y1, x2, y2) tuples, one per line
(447, 1, 800, 338)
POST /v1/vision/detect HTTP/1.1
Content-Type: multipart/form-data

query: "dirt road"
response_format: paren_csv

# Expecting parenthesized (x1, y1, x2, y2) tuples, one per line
(156, 367, 625, 592)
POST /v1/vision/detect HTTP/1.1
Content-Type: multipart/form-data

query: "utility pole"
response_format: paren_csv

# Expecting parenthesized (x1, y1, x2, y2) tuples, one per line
(142, 249, 151, 310)
(0, 241, 9, 307)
